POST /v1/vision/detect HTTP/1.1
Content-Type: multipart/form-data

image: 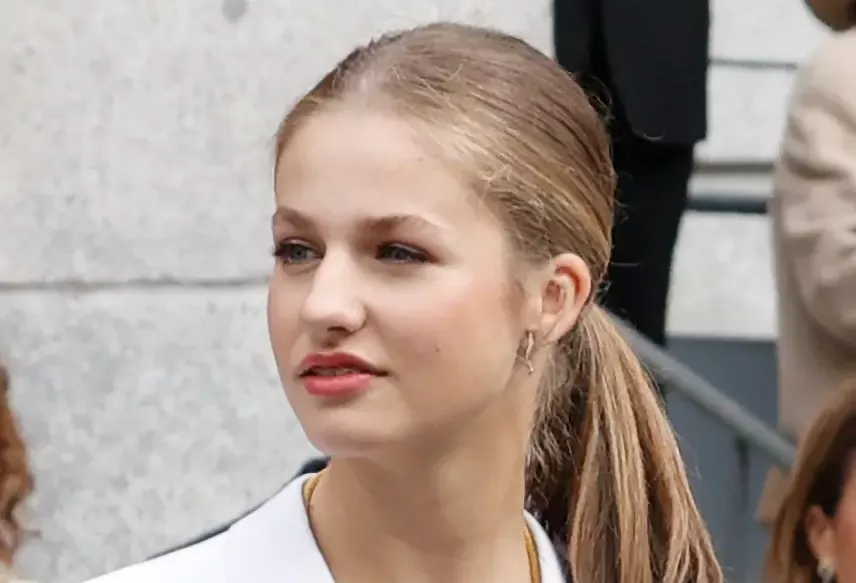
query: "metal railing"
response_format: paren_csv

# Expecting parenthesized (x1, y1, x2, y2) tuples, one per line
(628, 189, 797, 468)
(688, 193, 769, 216)
(612, 315, 796, 468)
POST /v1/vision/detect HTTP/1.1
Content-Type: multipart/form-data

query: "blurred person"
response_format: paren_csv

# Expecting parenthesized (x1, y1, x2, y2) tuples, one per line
(553, 0, 710, 347)
(0, 362, 35, 583)
(764, 379, 856, 583)
(759, 0, 856, 525)
(87, 23, 722, 583)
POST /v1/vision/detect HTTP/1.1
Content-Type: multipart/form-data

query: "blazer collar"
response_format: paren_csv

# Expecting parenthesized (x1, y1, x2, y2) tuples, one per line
(224, 475, 334, 582)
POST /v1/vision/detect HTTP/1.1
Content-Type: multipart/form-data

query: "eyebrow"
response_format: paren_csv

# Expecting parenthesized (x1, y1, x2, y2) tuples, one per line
(271, 207, 447, 234)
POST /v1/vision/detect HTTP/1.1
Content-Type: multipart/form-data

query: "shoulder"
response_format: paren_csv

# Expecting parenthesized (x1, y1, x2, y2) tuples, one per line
(82, 476, 318, 583)
(792, 30, 856, 103)
(776, 29, 856, 166)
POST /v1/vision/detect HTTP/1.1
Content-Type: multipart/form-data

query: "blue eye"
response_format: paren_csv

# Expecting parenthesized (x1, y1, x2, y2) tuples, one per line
(273, 241, 319, 264)
(378, 243, 429, 264)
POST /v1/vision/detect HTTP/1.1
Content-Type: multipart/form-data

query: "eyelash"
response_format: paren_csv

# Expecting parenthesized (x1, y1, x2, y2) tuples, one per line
(272, 240, 430, 266)
(272, 241, 317, 265)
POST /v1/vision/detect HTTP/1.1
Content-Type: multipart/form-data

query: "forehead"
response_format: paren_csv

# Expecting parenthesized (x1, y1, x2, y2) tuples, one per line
(274, 108, 495, 228)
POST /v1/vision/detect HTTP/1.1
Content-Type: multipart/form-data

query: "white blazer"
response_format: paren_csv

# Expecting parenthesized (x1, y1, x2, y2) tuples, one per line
(84, 474, 567, 583)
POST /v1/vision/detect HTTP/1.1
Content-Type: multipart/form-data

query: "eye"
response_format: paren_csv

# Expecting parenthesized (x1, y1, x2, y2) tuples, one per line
(377, 243, 429, 264)
(273, 240, 320, 265)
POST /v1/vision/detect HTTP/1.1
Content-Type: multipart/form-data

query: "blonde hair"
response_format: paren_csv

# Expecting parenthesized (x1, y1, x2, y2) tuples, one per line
(274, 22, 721, 583)
(764, 380, 856, 583)
(0, 362, 33, 566)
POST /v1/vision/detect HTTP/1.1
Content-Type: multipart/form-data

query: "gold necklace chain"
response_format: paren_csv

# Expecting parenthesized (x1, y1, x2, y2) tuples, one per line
(303, 472, 541, 583)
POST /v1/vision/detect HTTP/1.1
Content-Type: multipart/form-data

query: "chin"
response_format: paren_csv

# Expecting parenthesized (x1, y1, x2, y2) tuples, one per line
(286, 378, 413, 457)
(298, 407, 409, 458)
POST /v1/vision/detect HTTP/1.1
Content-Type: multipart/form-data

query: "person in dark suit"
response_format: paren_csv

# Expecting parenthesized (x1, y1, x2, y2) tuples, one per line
(554, 0, 710, 347)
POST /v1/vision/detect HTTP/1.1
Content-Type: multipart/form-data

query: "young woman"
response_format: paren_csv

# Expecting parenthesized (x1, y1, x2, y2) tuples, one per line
(0, 362, 35, 583)
(87, 22, 722, 583)
(764, 379, 856, 583)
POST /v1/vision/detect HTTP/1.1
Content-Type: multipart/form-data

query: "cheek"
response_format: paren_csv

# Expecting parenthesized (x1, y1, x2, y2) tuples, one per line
(267, 276, 300, 356)
(375, 269, 518, 396)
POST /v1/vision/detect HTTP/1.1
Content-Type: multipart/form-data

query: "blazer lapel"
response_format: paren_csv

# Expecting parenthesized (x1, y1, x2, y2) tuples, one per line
(224, 475, 334, 583)
(525, 513, 568, 583)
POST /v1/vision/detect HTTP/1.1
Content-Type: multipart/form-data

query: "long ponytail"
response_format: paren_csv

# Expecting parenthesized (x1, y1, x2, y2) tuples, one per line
(526, 305, 722, 583)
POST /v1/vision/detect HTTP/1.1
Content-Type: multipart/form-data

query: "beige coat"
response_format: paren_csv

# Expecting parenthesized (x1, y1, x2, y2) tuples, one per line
(759, 29, 856, 523)
(0, 564, 34, 583)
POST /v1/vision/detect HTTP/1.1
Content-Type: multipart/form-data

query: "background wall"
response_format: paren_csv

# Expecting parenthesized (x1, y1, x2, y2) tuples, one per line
(0, 1, 831, 581)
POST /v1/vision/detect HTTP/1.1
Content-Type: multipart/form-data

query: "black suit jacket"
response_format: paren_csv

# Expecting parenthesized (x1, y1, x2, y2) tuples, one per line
(554, 0, 710, 145)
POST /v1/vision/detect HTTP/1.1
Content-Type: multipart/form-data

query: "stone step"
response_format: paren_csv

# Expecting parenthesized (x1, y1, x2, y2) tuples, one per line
(671, 212, 775, 339)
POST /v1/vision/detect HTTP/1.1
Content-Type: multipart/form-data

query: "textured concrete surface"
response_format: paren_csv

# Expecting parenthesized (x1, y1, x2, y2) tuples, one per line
(712, 0, 826, 61)
(4, 289, 318, 581)
(1, 0, 550, 285)
(0, 0, 826, 581)
(670, 214, 776, 339)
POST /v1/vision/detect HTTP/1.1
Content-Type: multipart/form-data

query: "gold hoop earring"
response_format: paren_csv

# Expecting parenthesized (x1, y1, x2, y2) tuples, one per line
(523, 331, 535, 375)
(818, 560, 836, 583)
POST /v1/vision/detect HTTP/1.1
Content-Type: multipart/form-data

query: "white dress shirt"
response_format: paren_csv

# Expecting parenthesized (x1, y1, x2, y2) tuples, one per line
(84, 474, 566, 583)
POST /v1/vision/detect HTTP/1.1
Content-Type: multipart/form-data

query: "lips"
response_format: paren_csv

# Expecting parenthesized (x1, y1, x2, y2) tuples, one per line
(297, 352, 386, 378)
(297, 352, 386, 397)
(303, 366, 364, 377)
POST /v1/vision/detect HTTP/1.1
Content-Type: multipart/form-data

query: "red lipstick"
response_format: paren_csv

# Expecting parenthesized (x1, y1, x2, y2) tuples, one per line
(297, 352, 384, 397)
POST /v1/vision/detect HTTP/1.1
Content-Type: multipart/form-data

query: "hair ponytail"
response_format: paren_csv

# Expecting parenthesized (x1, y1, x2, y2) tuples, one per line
(526, 304, 722, 583)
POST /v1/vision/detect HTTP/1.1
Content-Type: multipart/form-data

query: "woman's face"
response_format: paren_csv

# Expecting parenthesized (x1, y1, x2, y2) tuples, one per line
(268, 109, 532, 456)
(807, 459, 856, 583)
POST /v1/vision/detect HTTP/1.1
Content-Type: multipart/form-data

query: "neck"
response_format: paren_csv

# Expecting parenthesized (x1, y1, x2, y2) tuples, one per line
(309, 402, 536, 583)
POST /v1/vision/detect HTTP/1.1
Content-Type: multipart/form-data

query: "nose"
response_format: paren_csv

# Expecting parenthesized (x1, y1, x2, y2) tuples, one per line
(300, 250, 366, 343)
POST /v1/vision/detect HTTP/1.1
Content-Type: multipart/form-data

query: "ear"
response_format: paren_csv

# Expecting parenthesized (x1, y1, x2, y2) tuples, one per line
(524, 252, 591, 343)
(805, 504, 836, 567)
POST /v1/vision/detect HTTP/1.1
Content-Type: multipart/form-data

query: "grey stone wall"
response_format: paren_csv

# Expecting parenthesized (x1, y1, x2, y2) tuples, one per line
(0, 1, 830, 581)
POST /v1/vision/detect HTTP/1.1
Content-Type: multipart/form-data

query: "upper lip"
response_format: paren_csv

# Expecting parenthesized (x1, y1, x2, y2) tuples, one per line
(297, 352, 385, 377)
